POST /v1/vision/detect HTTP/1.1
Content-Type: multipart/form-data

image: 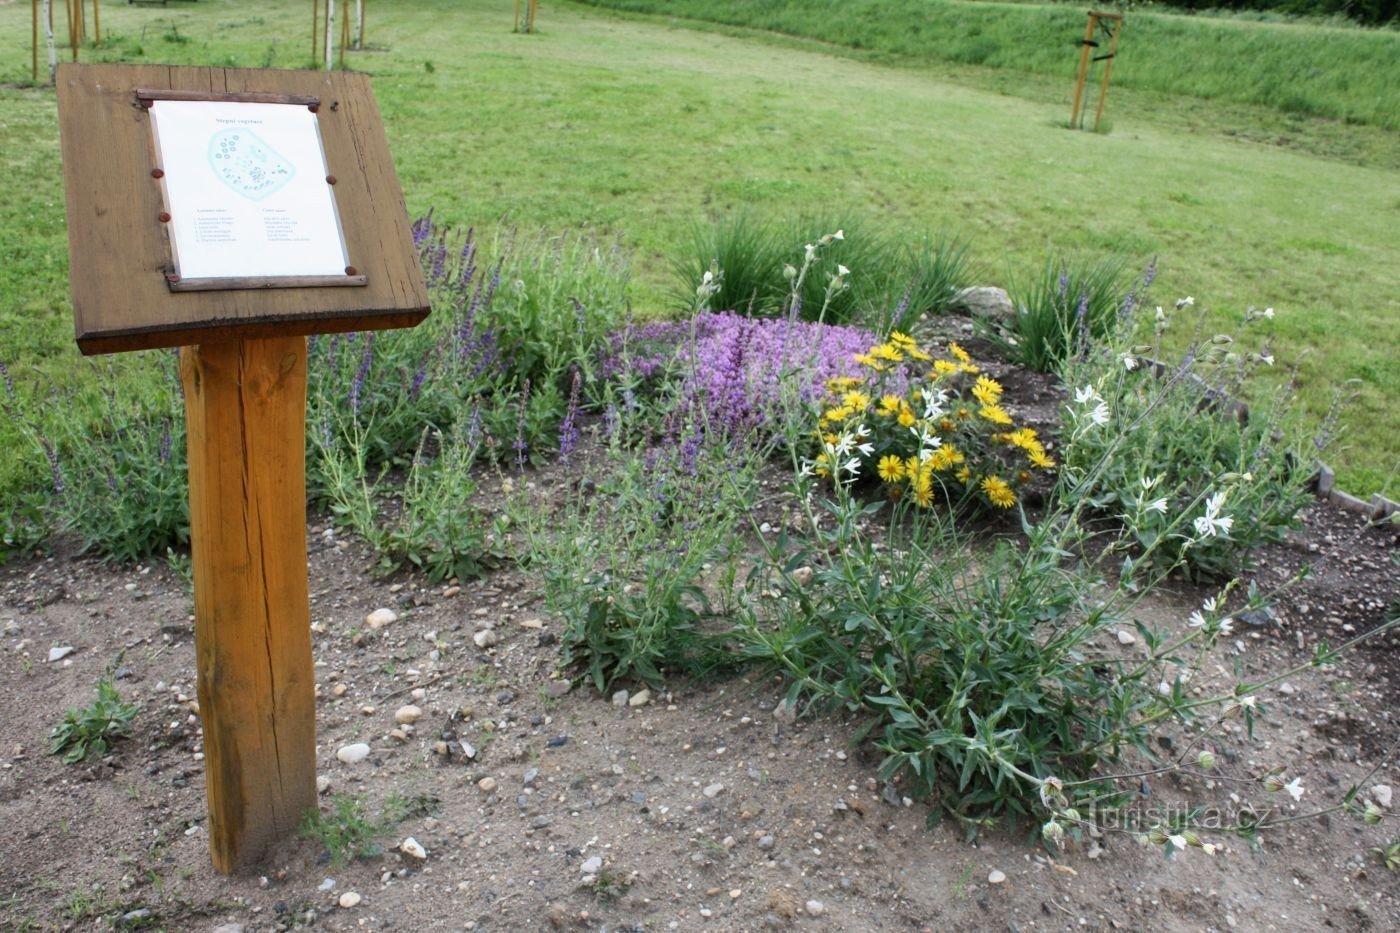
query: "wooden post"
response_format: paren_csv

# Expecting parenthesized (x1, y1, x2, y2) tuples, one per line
(354, 0, 365, 50)
(42, 0, 55, 83)
(339, 5, 350, 69)
(529, 0, 537, 32)
(1069, 13, 1095, 129)
(92, 0, 100, 47)
(1093, 17, 1122, 131)
(324, 0, 335, 71)
(311, 0, 320, 66)
(182, 337, 317, 874)
(32, 0, 38, 81)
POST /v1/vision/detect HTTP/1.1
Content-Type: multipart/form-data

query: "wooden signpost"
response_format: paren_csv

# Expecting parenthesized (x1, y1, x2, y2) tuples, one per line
(56, 63, 429, 872)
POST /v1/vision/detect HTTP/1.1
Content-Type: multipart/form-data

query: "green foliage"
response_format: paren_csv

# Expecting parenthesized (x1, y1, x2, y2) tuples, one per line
(318, 417, 500, 583)
(300, 795, 385, 866)
(739, 447, 1271, 830)
(672, 212, 786, 316)
(525, 413, 764, 691)
(49, 679, 139, 764)
(6, 354, 188, 563)
(485, 228, 632, 393)
(1060, 300, 1318, 579)
(300, 791, 441, 866)
(876, 236, 971, 334)
(673, 215, 966, 329)
(981, 255, 1133, 374)
(578, 0, 1400, 128)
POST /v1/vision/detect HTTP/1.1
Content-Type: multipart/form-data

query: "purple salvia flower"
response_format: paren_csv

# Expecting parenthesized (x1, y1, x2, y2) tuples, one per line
(558, 369, 582, 464)
(1058, 269, 1070, 299)
(513, 379, 531, 472)
(43, 440, 65, 496)
(158, 422, 173, 463)
(0, 360, 15, 402)
(349, 333, 375, 417)
(1143, 256, 1157, 288)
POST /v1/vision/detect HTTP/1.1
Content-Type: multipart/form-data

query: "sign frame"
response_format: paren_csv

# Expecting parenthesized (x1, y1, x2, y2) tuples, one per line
(56, 64, 429, 355)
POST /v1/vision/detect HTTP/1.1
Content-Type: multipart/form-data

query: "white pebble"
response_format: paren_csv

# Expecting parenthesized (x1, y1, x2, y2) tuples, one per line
(338, 892, 361, 909)
(473, 629, 498, 648)
(1116, 630, 1137, 646)
(336, 743, 370, 765)
(400, 837, 427, 860)
(580, 856, 603, 875)
(394, 704, 423, 724)
(365, 608, 397, 629)
(805, 899, 824, 916)
(988, 869, 1007, 884)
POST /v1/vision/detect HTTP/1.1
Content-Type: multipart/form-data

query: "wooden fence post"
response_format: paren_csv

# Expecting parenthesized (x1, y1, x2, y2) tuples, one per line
(182, 337, 317, 873)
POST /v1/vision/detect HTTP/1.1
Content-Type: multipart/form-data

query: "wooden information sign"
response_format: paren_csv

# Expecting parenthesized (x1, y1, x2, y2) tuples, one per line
(56, 63, 430, 873)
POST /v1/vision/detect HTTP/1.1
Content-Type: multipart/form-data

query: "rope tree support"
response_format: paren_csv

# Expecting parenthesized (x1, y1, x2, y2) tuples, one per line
(56, 63, 429, 873)
(1069, 11, 1122, 131)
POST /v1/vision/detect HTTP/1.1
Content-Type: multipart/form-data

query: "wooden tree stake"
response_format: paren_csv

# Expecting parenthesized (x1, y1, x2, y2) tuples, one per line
(182, 337, 317, 874)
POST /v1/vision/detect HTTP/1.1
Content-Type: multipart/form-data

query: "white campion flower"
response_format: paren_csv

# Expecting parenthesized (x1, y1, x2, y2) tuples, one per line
(1188, 610, 1207, 629)
(921, 388, 949, 421)
(1176, 296, 1194, 309)
(1284, 777, 1305, 801)
(1168, 834, 1188, 850)
(1121, 354, 1140, 371)
(837, 264, 850, 277)
(804, 243, 818, 263)
(1089, 401, 1111, 427)
(1144, 497, 1168, 514)
(1262, 307, 1274, 319)
(1218, 617, 1235, 636)
(1140, 475, 1161, 491)
(1193, 492, 1234, 538)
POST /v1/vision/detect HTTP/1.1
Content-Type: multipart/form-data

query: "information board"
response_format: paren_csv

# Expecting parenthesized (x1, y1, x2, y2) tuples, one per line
(148, 99, 353, 284)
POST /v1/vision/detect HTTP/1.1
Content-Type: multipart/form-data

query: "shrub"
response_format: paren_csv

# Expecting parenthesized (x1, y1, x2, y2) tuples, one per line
(525, 410, 764, 691)
(980, 255, 1135, 373)
(600, 311, 878, 443)
(672, 216, 965, 328)
(6, 354, 189, 564)
(804, 333, 1055, 514)
(1060, 299, 1318, 580)
(50, 679, 139, 763)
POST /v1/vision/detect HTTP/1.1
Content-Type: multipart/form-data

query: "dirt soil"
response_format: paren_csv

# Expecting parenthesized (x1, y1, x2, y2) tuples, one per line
(2, 327, 1398, 932)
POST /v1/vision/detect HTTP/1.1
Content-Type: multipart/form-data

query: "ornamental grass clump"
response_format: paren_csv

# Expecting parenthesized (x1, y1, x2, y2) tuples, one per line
(803, 333, 1055, 513)
(981, 255, 1134, 373)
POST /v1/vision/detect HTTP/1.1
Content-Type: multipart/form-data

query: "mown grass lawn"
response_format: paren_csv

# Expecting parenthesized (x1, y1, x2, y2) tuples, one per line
(0, 0, 1394, 495)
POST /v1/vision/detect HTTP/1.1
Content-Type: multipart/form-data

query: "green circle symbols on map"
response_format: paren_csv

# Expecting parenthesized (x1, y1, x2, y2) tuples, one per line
(208, 128, 297, 202)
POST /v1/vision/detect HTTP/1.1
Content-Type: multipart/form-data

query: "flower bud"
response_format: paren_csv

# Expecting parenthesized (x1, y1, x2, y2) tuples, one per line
(1041, 820, 1066, 847)
(1364, 803, 1383, 825)
(1197, 750, 1217, 771)
(1263, 774, 1285, 793)
(784, 263, 798, 280)
(1211, 334, 1234, 345)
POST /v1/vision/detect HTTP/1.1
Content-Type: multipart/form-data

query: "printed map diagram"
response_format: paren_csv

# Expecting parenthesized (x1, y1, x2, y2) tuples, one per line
(209, 128, 296, 201)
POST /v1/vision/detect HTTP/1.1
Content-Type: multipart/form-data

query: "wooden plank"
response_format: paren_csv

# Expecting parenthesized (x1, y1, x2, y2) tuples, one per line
(56, 64, 429, 355)
(168, 274, 368, 292)
(135, 88, 321, 106)
(182, 336, 316, 874)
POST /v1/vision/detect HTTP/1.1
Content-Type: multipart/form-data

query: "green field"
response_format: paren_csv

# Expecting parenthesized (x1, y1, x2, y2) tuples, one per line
(0, 0, 1395, 495)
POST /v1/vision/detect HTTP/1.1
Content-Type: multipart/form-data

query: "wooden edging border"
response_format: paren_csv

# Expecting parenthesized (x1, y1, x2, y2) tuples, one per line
(1309, 462, 1399, 526)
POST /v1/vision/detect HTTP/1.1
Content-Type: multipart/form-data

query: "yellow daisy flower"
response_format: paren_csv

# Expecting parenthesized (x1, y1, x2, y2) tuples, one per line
(978, 404, 1013, 425)
(878, 394, 902, 414)
(1029, 449, 1056, 469)
(971, 376, 1003, 406)
(877, 455, 906, 482)
(842, 391, 871, 411)
(932, 359, 959, 377)
(897, 408, 917, 428)
(872, 343, 904, 363)
(956, 466, 972, 484)
(948, 342, 972, 363)
(981, 475, 1016, 509)
(890, 331, 917, 350)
